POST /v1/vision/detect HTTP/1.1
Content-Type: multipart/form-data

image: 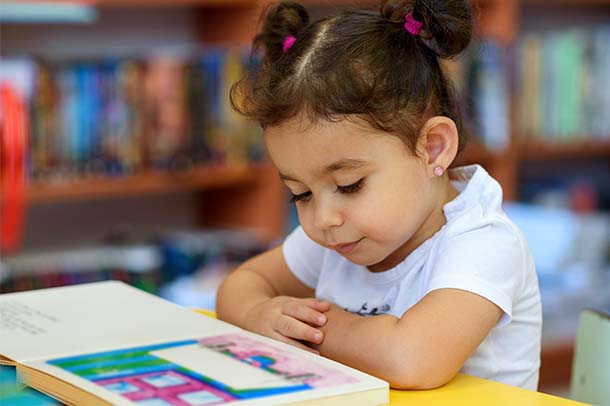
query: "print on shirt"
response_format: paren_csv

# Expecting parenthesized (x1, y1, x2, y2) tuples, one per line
(346, 302, 391, 316)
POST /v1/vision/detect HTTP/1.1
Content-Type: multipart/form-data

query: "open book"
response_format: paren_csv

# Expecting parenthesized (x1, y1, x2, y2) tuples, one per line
(0, 281, 388, 406)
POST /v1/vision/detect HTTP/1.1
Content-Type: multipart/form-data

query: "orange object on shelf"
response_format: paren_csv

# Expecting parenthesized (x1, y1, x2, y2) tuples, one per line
(0, 83, 29, 254)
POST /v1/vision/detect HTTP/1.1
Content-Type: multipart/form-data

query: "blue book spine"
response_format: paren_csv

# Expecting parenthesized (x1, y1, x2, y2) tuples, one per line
(58, 66, 78, 168)
(476, 40, 509, 151)
(76, 65, 87, 163)
(201, 49, 223, 128)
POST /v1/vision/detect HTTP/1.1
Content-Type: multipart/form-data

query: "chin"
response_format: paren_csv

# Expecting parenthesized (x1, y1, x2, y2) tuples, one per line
(342, 252, 388, 267)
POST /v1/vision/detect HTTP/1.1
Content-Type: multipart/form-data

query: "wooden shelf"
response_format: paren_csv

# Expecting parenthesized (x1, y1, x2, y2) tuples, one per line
(23, 164, 262, 204)
(88, 0, 254, 6)
(54, 0, 507, 7)
(454, 141, 499, 166)
(539, 338, 575, 390)
(524, 0, 610, 5)
(519, 139, 610, 161)
(89, 0, 394, 6)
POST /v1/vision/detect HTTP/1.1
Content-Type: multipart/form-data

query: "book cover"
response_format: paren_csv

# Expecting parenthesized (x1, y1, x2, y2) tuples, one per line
(474, 40, 510, 152)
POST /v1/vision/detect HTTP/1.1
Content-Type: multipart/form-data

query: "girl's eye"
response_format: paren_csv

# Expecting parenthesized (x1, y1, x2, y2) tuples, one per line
(289, 178, 364, 203)
(289, 191, 312, 203)
(337, 178, 365, 194)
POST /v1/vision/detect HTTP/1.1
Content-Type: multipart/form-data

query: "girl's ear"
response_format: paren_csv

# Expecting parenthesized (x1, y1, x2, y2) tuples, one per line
(417, 116, 459, 177)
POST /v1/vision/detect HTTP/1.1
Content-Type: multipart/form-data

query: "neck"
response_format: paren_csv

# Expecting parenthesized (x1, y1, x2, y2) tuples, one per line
(367, 178, 460, 273)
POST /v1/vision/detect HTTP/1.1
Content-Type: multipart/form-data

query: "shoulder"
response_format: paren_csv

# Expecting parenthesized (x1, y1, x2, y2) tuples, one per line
(441, 164, 526, 256)
(426, 166, 535, 323)
(435, 216, 528, 276)
(428, 222, 531, 326)
(436, 163, 530, 280)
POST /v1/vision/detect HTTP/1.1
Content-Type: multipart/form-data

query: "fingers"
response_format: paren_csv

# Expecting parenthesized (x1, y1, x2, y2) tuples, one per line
(307, 299, 332, 313)
(246, 296, 332, 354)
(298, 297, 331, 312)
(274, 314, 324, 346)
(283, 299, 329, 327)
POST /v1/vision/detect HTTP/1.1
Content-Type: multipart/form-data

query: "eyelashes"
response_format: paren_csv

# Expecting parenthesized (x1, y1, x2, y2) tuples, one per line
(289, 190, 312, 203)
(337, 178, 365, 194)
(289, 178, 365, 203)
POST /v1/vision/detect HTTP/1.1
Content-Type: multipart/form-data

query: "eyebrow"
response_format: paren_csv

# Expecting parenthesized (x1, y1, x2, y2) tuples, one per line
(279, 158, 368, 182)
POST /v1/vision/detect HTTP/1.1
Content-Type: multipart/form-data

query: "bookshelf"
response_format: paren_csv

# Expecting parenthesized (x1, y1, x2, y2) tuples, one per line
(513, 0, 610, 394)
(1, 3, 288, 249)
(5, 0, 607, 209)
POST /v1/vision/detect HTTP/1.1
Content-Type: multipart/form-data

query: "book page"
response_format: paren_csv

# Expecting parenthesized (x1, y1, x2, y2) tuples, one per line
(0, 281, 237, 362)
(23, 331, 387, 406)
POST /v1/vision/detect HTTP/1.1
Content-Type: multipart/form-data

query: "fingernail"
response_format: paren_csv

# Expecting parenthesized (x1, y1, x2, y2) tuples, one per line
(317, 315, 326, 325)
(313, 332, 322, 342)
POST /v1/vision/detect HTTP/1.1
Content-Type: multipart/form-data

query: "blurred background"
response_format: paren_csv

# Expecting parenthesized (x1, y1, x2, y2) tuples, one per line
(0, 0, 609, 402)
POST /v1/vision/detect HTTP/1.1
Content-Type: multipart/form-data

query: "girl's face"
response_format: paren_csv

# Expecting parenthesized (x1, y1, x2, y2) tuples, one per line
(265, 117, 446, 272)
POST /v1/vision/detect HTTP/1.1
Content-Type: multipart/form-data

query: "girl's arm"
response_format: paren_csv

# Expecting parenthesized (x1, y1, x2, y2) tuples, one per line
(313, 289, 503, 389)
(216, 245, 330, 352)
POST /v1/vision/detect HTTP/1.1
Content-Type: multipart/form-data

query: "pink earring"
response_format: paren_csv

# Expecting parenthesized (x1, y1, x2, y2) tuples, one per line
(433, 166, 444, 177)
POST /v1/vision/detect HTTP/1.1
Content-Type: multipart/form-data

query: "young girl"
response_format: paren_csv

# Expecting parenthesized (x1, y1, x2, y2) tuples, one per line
(216, 0, 542, 391)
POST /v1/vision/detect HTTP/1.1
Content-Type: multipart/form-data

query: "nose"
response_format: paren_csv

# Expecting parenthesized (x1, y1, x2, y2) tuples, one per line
(313, 199, 343, 230)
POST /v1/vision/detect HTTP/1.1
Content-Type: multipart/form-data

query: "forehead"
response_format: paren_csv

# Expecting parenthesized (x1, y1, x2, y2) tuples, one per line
(264, 118, 405, 171)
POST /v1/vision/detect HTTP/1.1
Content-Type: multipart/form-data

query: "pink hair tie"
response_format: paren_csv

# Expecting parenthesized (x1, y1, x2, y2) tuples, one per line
(283, 35, 297, 53)
(404, 13, 423, 35)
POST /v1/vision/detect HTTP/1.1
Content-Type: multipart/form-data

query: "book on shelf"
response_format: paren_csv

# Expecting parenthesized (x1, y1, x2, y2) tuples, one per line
(441, 39, 510, 152)
(0, 281, 389, 406)
(0, 228, 267, 295)
(517, 27, 610, 142)
(0, 47, 265, 183)
(470, 40, 510, 152)
(0, 244, 162, 294)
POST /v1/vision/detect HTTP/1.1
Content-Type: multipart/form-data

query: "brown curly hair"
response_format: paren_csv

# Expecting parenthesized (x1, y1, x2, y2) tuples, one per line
(230, 0, 473, 155)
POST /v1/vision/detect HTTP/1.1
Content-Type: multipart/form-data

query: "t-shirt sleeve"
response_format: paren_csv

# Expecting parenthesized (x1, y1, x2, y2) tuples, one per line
(282, 226, 326, 289)
(427, 223, 526, 327)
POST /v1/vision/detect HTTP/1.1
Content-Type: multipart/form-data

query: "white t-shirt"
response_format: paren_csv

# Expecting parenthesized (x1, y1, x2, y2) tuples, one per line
(282, 164, 542, 390)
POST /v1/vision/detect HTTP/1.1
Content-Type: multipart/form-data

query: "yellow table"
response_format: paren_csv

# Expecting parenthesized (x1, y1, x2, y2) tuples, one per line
(389, 373, 584, 405)
(196, 310, 584, 405)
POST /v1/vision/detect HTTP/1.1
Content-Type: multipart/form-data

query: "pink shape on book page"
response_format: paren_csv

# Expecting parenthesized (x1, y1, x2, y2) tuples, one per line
(199, 333, 358, 388)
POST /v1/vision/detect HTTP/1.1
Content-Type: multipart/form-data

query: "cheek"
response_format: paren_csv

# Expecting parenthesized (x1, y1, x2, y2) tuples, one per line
(295, 205, 323, 241)
(356, 185, 422, 237)
(295, 203, 310, 222)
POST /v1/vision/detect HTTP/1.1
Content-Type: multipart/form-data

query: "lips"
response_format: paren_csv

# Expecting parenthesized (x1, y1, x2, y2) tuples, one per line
(330, 237, 364, 255)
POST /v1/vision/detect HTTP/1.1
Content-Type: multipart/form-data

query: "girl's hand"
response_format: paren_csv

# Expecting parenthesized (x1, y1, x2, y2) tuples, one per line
(244, 296, 331, 354)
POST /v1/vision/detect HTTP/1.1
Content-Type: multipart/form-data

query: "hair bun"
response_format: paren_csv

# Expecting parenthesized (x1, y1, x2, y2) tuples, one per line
(255, 1, 310, 65)
(380, 0, 473, 58)
(380, 0, 413, 23)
